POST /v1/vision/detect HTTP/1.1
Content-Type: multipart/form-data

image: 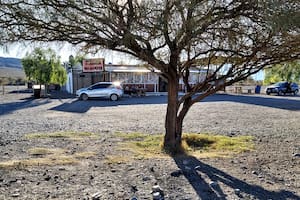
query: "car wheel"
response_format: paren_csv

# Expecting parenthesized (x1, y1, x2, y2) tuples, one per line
(110, 94, 118, 101)
(80, 93, 89, 101)
(266, 91, 270, 95)
(294, 89, 299, 96)
(278, 90, 284, 96)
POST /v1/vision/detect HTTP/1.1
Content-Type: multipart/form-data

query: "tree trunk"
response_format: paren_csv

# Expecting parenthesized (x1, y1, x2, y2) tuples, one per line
(163, 75, 182, 153)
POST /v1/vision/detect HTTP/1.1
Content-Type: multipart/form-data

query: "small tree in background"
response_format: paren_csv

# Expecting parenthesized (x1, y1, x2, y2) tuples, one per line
(264, 61, 300, 85)
(22, 48, 67, 92)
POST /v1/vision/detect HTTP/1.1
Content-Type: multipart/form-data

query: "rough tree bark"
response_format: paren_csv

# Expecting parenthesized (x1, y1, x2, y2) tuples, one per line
(164, 71, 180, 152)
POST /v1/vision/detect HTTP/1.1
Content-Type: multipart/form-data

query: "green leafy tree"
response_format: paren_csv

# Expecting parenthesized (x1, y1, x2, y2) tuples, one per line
(264, 61, 300, 85)
(22, 48, 66, 87)
(1, 1, 300, 153)
(68, 54, 86, 68)
(51, 62, 67, 86)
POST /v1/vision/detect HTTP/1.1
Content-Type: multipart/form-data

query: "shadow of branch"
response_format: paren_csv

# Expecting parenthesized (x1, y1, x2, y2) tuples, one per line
(173, 155, 299, 200)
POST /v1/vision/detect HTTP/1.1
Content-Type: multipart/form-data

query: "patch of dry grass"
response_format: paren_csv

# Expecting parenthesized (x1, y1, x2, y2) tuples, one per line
(0, 131, 100, 170)
(25, 131, 99, 140)
(114, 132, 254, 160)
(0, 151, 96, 169)
(104, 155, 131, 164)
(73, 151, 96, 159)
(27, 147, 65, 156)
(182, 133, 254, 154)
(0, 155, 78, 169)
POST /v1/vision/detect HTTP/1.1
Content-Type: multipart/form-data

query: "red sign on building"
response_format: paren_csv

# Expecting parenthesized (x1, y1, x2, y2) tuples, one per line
(83, 58, 105, 72)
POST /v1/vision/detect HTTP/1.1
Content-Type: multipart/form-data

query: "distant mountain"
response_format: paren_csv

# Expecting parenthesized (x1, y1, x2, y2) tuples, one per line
(0, 57, 25, 79)
(0, 57, 22, 69)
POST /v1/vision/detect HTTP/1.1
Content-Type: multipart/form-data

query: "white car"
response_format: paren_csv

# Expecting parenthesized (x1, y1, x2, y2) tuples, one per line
(76, 82, 123, 101)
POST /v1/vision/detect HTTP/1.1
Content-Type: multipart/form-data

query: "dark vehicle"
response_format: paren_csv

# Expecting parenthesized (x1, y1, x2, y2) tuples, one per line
(266, 81, 299, 96)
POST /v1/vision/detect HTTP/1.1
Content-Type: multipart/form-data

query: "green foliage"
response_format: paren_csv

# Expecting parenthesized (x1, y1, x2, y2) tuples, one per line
(69, 54, 87, 68)
(51, 64, 67, 85)
(21, 48, 67, 85)
(264, 61, 300, 85)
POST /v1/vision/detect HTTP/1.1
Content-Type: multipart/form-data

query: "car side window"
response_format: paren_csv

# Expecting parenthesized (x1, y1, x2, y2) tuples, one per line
(100, 84, 110, 88)
(91, 84, 111, 89)
(91, 84, 101, 90)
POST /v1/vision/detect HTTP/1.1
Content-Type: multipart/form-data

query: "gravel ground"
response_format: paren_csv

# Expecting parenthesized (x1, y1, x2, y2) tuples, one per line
(0, 86, 299, 200)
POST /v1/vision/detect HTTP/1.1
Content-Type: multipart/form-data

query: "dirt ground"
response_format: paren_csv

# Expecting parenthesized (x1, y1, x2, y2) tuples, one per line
(0, 86, 299, 200)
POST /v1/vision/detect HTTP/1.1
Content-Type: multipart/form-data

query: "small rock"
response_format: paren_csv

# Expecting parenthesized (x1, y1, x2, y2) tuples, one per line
(44, 175, 51, 181)
(152, 192, 162, 200)
(152, 185, 162, 193)
(170, 170, 182, 177)
(293, 153, 300, 157)
(150, 167, 155, 172)
(252, 171, 258, 175)
(11, 193, 20, 198)
(142, 176, 151, 181)
(194, 165, 201, 170)
(131, 185, 138, 193)
(91, 192, 101, 200)
(234, 188, 241, 195)
(266, 181, 273, 185)
(128, 167, 135, 171)
(9, 179, 17, 184)
(209, 181, 218, 187)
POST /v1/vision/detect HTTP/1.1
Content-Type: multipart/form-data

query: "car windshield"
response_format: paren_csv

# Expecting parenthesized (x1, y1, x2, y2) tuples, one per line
(274, 82, 285, 87)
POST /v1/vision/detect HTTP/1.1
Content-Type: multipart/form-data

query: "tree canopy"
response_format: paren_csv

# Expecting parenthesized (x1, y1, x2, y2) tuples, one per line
(1, 0, 300, 152)
(264, 61, 300, 85)
(22, 48, 67, 86)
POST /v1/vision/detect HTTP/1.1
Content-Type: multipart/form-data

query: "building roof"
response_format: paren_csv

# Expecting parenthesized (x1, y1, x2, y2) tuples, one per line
(105, 64, 211, 73)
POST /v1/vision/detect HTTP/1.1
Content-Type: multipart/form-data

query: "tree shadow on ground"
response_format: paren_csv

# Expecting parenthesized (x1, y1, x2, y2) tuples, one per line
(0, 96, 50, 115)
(8, 88, 33, 94)
(173, 155, 299, 200)
(48, 90, 76, 100)
(50, 93, 300, 114)
(49, 95, 168, 113)
(202, 94, 300, 111)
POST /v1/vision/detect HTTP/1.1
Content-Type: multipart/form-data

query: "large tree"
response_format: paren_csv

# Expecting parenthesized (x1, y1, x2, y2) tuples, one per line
(22, 48, 67, 87)
(1, 0, 299, 152)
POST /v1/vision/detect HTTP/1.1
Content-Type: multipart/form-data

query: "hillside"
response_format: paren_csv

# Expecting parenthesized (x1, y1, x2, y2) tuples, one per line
(0, 57, 22, 69)
(0, 67, 25, 78)
(0, 57, 25, 79)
